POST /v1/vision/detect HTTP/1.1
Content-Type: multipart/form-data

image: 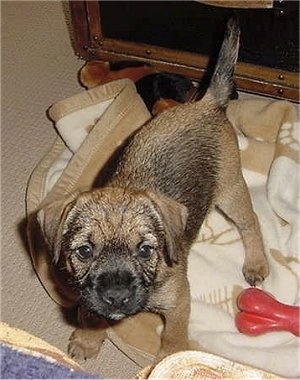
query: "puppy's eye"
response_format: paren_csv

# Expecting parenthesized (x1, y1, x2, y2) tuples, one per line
(75, 245, 94, 261)
(138, 244, 154, 259)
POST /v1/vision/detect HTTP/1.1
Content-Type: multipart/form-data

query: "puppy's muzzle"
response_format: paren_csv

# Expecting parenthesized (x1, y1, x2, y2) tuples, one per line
(81, 269, 147, 321)
(101, 283, 131, 308)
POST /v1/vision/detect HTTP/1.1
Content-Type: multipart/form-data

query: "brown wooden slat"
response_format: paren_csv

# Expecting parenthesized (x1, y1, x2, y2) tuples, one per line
(69, 1, 89, 56)
(85, 46, 299, 103)
(86, 1, 102, 46)
(195, 0, 274, 9)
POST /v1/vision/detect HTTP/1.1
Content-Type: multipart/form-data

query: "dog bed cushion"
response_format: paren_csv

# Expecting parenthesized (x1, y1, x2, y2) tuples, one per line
(0, 322, 98, 379)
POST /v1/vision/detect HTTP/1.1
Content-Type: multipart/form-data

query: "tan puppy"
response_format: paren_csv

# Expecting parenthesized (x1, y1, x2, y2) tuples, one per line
(39, 18, 269, 363)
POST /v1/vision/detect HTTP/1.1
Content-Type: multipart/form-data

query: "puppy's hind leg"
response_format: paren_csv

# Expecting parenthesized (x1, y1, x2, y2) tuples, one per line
(215, 175, 269, 286)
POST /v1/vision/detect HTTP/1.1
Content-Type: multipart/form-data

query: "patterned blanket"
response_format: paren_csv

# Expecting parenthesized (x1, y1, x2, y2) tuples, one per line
(188, 99, 299, 377)
(27, 79, 299, 378)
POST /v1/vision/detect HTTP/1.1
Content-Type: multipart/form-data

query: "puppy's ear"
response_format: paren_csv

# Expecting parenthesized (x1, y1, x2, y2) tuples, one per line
(146, 191, 188, 265)
(37, 194, 78, 263)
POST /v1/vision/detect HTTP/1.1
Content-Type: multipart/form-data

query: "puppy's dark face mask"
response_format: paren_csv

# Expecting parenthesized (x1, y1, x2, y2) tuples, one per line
(39, 187, 187, 321)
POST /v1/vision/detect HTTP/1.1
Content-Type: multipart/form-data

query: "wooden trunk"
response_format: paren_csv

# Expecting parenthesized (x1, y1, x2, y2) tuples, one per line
(68, 0, 299, 102)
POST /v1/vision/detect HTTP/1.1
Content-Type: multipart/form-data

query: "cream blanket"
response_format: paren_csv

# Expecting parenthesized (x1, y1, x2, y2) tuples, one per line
(28, 80, 299, 378)
(188, 99, 300, 377)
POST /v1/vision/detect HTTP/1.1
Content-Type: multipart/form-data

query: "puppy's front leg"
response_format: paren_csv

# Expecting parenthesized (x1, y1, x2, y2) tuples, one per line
(155, 281, 191, 363)
(68, 306, 108, 360)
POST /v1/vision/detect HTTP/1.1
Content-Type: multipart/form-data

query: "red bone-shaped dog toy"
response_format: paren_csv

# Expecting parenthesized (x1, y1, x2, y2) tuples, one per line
(235, 288, 300, 336)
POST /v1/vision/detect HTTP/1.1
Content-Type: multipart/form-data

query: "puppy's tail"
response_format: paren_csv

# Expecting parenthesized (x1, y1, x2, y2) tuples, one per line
(207, 17, 240, 108)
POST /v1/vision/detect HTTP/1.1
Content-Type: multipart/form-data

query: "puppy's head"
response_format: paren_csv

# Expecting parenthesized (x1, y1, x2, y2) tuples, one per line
(38, 187, 187, 320)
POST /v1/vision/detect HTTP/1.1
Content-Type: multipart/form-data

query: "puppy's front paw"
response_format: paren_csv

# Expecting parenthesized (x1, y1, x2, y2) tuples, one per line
(243, 259, 269, 287)
(68, 328, 106, 360)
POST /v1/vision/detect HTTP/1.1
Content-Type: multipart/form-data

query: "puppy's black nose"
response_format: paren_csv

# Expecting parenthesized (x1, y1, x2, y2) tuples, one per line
(102, 288, 131, 307)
